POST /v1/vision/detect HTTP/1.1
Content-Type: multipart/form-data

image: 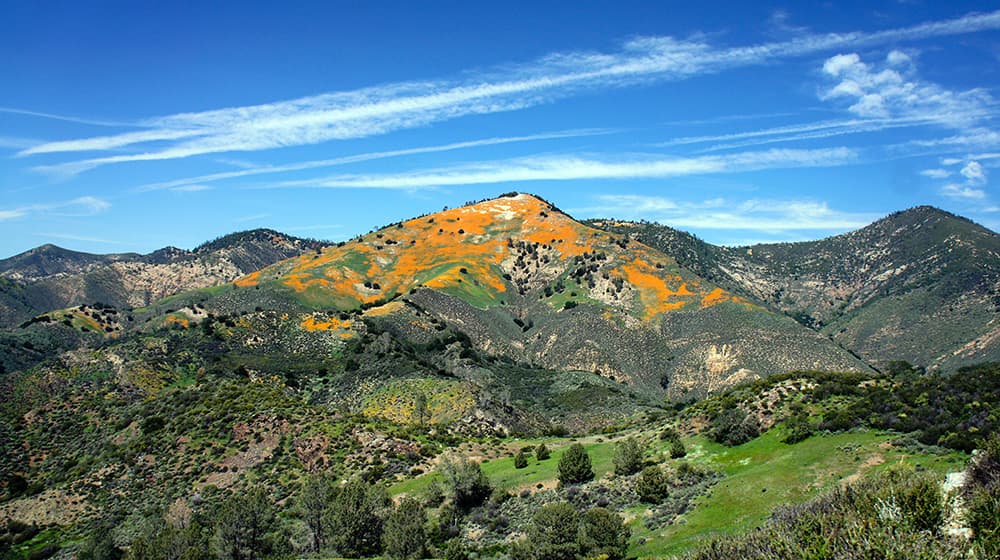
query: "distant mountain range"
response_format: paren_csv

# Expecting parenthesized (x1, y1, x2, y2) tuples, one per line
(589, 205, 1000, 372)
(0, 229, 327, 328)
(1, 194, 997, 403)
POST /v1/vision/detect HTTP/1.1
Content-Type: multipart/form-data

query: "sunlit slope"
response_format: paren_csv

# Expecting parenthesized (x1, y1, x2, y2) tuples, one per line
(228, 193, 867, 399)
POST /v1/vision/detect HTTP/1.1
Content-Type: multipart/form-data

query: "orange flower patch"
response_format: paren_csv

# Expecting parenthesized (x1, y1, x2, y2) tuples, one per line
(300, 315, 353, 332)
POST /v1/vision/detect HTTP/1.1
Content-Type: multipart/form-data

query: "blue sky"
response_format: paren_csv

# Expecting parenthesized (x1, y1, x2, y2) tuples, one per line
(3, 1, 1000, 257)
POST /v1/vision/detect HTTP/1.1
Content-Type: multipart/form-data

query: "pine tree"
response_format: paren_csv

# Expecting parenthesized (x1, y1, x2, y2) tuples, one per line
(578, 507, 630, 560)
(535, 443, 551, 460)
(527, 502, 579, 560)
(557, 444, 594, 485)
(384, 497, 427, 560)
(298, 473, 336, 552)
(327, 478, 391, 557)
(612, 437, 644, 476)
(514, 450, 528, 469)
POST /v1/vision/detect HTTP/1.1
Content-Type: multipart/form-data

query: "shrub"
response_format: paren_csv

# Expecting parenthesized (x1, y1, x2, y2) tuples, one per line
(578, 507, 630, 560)
(670, 439, 687, 459)
(527, 502, 579, 560)
(781, 412, 813, 444)
(384, 497, 426, 560)
(443, 538, 469, 560)
(967, 487, 1000, 558)
(636, 465, 671, 504)
(440, 457, 492, 509)
(327, 478, 391, 557)
(514, 451, 528, 469)
(612, 437, 644, 476)
(536, 443, 551, 460)
(708, 408, 760, 446)
(558, 444, 594, 485)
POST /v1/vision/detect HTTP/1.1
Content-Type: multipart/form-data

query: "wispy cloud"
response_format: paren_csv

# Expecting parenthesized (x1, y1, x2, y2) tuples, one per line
(572, 194, 878, 238)
(169, 184, 213, 193)
(0, 196, 111, 222)
(135, 129, 612, 192)
(268, 148, 856, 190)
(941, 183, 987, 200)
(234, 213, 271, 223)
(920, 168, 952, 179)
(0, 106, 129, 127)
(37, 232, 136, 246)
(961, 160, 987, 184)
(20, 10, 1000, 175)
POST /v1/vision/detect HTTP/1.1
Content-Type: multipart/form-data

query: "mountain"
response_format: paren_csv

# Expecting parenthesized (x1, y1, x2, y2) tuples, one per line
(589, 206, 1000, 371)
(0, 229, 328, 327)
(188, 193, 866, 403)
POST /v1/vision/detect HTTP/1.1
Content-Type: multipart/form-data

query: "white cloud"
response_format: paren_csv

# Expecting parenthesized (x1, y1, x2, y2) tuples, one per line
(960, 160, 987, 184)
(940, 183, 986, 199)
(135, 129, 611, 192)
(169, 184, 213, 192)
(942, 157, 963, 165)
(0, 196, 111, 221)
(571, 194, 877, 237)
(920, 169, 951, 179)
(37, 232, 136, 246)
(819, 52, 992, 124)
(20, 9, 1000, 174)
(886, 49, 912, 66)
(271, 148, 856, 190)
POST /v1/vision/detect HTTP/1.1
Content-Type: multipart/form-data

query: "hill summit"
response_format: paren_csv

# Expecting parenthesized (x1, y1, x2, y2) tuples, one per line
(215, 193, 866, 401)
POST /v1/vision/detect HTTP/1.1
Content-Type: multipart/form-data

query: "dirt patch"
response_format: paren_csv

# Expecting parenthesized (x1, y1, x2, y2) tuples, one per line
(843, 452, 885, 485)
(0, 490, 89, 526)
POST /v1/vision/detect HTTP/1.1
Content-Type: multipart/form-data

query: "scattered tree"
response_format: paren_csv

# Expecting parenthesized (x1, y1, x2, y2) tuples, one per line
(535, 443, 551, 460)
(440, 456, 492, 509)
(297, 473, 336, 552)
(578, 508, 630, 560)
(613, 437, 644, 476)
(670, 439, 687, 459)
(636, 465, 671, 504)
(212, 487, 276, 560)
(558, 444, 594, 485)
(514, 451, 528, 469)
(328, 478, 391, 557)
(527, 502, 579, 560)
(384, 497, 427, 560)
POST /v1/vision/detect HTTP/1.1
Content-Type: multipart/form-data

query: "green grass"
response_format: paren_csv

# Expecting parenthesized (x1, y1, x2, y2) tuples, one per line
(389, 426, 965, 559)
(390, 435, 621, 497)
(631, 429, 966, 558)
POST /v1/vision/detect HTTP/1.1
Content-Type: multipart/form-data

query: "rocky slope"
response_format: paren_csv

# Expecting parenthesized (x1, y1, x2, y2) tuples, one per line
(210, 193, 867, 401)
(590, 206, 1000, 371)
(0, 230, 327, 327)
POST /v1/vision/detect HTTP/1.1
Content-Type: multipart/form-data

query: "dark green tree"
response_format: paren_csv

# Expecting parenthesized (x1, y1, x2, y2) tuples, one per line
(384, 497, 427, 560)
(558, 444, 594, 485)
(526, 502, 579, 560)
(328, 478, 391, 557)
(612, 437, 644, 476)
(443, 538, 469, 560)
(439, 457, 492, 509)
(669, 439, 687, 459)
(514, 450, 528, 469)
(578, 508, 630, 560)
(297, 473, 337, 552)
(535, 443, 551, 460)
(414, 393, 429, 428)
(636, 465, 671, 504)
(212, 487, 276, 560)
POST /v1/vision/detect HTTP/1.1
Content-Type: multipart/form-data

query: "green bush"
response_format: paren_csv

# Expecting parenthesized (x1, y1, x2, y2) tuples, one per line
(636, 465, 671, 504)
(440, 456, 492, 509)
(612, 437, 643, 476)
(967, 487, 1000, 558)
(384, 497, 426, 560)
(708, 408, 760, 446)
(669, 439, 687, 459)
(527, 502, 579, 560)
(558, 444, 594, 485)
(536, 443, 551, 460)
(578, 507, 629, 560)
(514, 450, 528, 469)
